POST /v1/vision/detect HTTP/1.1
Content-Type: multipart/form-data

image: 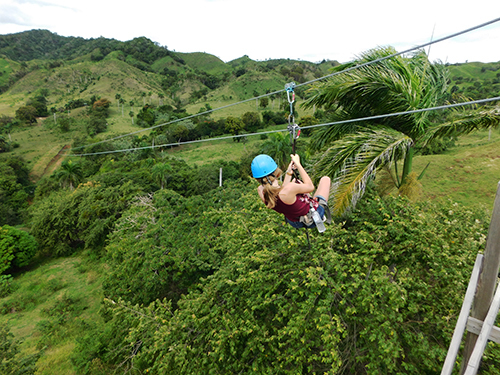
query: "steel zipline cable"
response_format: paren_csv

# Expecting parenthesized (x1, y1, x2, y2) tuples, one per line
(67, 16, 500, 155)
(70, 96, 500, 157)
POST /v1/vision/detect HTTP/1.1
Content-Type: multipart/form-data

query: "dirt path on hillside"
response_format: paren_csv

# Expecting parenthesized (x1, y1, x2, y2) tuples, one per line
(30, 144, 71, 182)
(43, 144, 71, 177)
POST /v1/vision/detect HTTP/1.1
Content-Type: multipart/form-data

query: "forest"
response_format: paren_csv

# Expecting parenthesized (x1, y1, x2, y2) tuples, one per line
(1, 30, 500, 374)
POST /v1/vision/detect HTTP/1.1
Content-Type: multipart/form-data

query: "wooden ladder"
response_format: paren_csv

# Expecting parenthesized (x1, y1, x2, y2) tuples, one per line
(441, 254, 500, 375)
(441, 181, 500, 375)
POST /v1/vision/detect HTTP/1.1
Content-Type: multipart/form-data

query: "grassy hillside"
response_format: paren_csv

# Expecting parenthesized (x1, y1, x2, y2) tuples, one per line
(0, 57, 20, 89)
(1, 253, 106, 375)
(416, 129, 500, 209)
(1, 59, 163, 115)
(447, 61, 500, 99)
(176, 52, 228, 74)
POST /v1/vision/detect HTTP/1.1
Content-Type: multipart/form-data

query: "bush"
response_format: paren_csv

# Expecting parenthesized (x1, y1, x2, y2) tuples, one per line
(0, 158, 31, 226)
(0, 275, 14, 298)
(0, 225, 37, 274)
(30, 181, 142, 256)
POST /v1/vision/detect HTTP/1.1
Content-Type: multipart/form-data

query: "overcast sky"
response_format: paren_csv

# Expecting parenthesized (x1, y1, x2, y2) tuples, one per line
(0, 0, 499, 64)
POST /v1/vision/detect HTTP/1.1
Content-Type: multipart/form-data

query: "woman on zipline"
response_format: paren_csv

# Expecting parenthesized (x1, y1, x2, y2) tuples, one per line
(251, 154, 331, 229)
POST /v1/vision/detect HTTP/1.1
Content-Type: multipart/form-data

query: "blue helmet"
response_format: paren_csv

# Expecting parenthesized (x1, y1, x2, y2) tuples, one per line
(251, 154, 278, 178)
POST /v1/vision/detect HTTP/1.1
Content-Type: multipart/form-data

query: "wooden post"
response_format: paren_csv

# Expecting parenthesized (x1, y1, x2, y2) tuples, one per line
(460, 181, 500, 374)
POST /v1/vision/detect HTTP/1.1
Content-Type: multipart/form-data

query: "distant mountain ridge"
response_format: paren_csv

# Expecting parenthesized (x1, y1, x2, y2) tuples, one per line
(0, 29, 342, 111)
(0, 29, 498, 117)
(0, 29, 172, 62)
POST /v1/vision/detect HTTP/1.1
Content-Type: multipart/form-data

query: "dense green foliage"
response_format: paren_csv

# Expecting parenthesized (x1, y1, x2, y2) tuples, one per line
(29, 152, 243, 258)
(0, 225, 37, 274)
(0, 156, 32, 226)
(68, 183, 493, 374)
(30, 181, 142, 256)
(0, 30, 171, 64)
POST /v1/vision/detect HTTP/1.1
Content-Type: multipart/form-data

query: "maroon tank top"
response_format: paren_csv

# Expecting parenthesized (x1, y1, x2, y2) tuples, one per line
(272, 194, 318, 222)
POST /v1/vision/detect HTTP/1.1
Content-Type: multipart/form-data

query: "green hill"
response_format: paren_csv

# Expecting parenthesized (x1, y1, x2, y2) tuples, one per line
(447, 61, 500, 100)
(0, 29, 499, 187)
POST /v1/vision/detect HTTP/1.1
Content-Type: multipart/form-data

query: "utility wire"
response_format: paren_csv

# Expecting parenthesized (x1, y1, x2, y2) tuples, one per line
(298, 97, 500, 131)
(69, 16, 500, 152)
(295, 16, 500, 89)
(70, 96, 500, 157)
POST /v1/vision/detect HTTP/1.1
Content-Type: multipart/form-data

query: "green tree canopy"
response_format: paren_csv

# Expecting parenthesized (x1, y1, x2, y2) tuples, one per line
(151, 162, 172, 189)
(0, 158, 30, 226)
(15, 105, 37, 124)
(258, 132, 292, 171)
(242, 111, 262, 132)
(30, 181, 142, 256)
(225, 116, 245, 141)
(26, 95, 49, 117)
(0, 225, 37, 274)
(77, 184, 491, 374)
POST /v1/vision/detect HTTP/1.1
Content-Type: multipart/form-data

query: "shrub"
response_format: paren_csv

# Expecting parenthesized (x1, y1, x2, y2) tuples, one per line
(30, 181, 142, 256)
(0, 225, 37, 274)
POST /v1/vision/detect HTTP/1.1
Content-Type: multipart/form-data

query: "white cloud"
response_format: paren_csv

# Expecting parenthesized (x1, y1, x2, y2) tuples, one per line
(0, 0, 499, 63)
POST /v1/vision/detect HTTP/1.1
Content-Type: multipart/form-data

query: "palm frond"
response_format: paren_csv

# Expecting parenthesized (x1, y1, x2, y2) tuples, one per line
(312, 128, 413, 217)
(420, 106, 500, 147)
(304, 47, 449, 140)
(308, 109, 367, 152)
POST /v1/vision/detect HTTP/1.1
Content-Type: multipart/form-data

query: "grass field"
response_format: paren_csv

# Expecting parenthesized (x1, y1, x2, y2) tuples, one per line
(0, 253, 106, 374)
(415, 128, 500, 210)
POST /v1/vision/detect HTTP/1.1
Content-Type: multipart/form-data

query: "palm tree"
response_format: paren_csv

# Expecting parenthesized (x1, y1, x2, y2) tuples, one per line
(152, 162, 172, 190)
(259, 132, 292, 171)
(119, 98, 126, 116)
(115, 93, 121, 109)
(57, 160, 83, 190)
(304, 47, 500, 217)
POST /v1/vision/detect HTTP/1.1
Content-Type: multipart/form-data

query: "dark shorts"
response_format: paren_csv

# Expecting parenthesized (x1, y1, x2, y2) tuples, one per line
(285, 195, 327, 229)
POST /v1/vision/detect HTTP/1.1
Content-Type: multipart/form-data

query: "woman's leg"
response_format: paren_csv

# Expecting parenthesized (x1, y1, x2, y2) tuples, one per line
(314, 176, 331, 202)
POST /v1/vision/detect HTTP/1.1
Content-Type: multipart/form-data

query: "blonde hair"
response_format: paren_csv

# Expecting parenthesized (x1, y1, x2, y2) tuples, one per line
(257, 168, 283, 209)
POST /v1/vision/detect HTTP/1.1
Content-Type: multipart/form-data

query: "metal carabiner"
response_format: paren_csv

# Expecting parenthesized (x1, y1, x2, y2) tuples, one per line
(287, 118, 300, 141)
(285, 82, 296, 104)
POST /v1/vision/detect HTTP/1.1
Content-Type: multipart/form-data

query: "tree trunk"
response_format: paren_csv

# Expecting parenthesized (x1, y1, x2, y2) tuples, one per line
(401, 146, 414, 186)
